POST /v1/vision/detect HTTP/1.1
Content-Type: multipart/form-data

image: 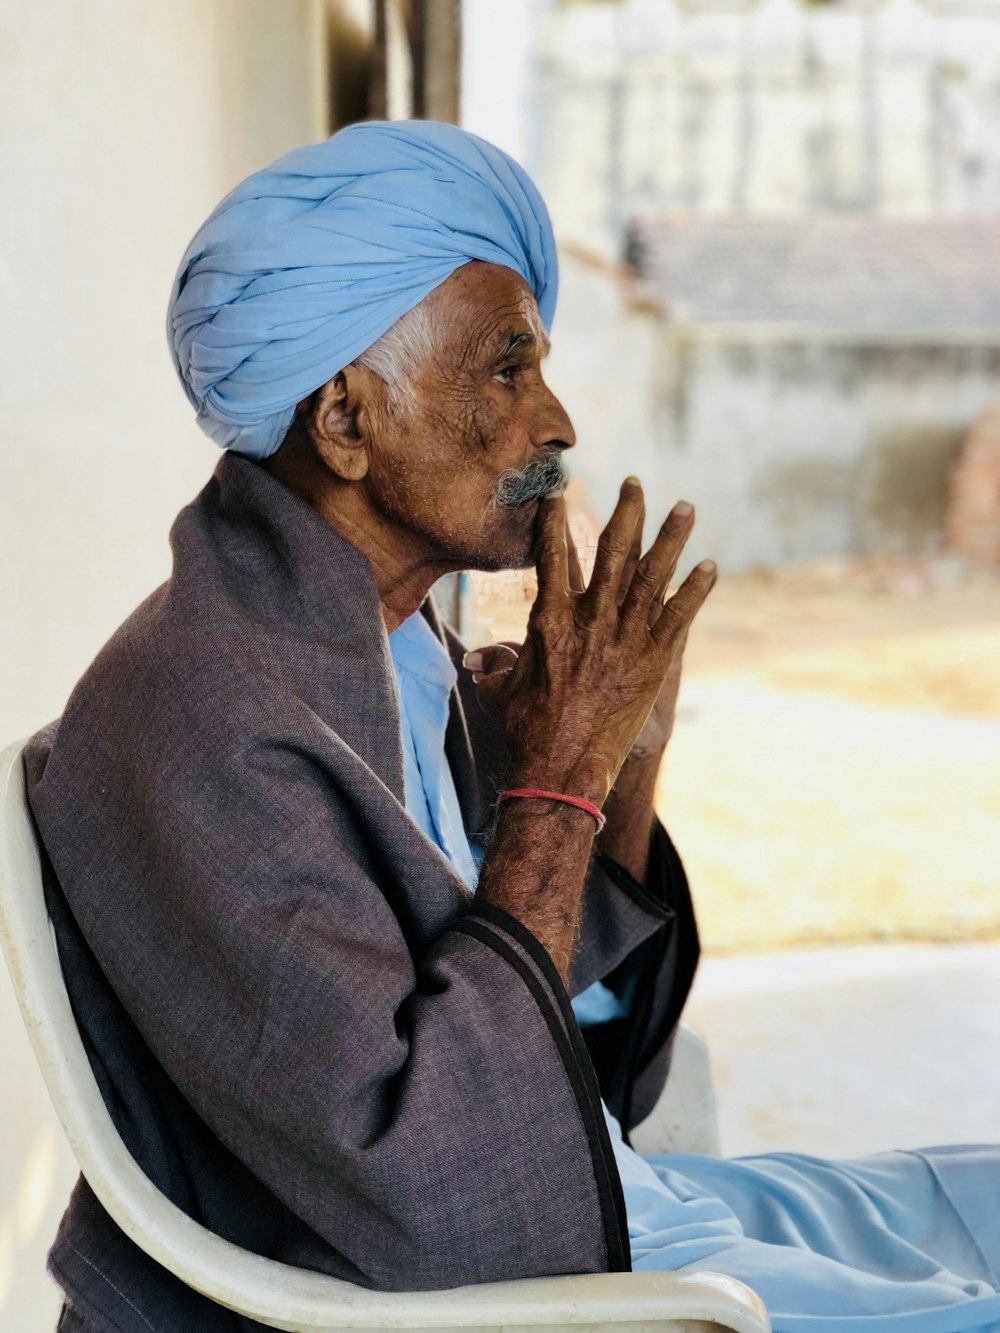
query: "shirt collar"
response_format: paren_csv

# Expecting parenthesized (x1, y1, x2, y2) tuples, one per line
(389, 608, 459, 691)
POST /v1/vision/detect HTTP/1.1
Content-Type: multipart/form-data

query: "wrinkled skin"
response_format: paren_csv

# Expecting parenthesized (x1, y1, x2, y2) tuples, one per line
(264, 260, 717, 978)
(265, 261, 575, 626)
(475, 481, 709, 805)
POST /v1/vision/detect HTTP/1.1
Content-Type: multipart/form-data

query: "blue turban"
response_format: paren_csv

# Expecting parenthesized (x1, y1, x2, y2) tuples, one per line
(167, 120, 558, 459)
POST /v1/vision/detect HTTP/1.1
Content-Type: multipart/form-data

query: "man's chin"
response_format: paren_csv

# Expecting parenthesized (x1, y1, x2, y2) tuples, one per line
(462, 509, 538, 572)
(464, 542, 535, 574)
(470, 552, 535, 574)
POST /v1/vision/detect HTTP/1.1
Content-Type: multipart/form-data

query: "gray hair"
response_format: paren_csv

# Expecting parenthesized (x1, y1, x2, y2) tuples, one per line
(355, 297, 442, 414)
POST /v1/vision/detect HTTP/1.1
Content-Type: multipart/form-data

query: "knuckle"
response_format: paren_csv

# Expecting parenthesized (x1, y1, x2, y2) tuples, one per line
(656, 602, 686, 636)
(665, 519, 686, 546)
(533, 606, 562, 633)
(575, 599, 600, 628)
(599, 533, 629, 559)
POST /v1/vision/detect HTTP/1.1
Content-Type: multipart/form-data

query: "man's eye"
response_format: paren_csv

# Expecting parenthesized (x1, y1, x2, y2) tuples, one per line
(492, 365, 518, 385)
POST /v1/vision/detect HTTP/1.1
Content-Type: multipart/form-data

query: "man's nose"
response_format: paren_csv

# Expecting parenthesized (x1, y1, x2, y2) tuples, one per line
(532, 382, 576, 453)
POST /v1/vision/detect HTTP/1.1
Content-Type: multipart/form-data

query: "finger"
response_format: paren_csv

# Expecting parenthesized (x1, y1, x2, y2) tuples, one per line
(647, 514, 690, 626)
(650, 560, 718, 650)
(619, 502, 694, 629)
(533, 491, 570, 606)
(463, 643, 521, 673)
(565, 515, 586, 595)
(471, 643, 520, 676)
(647, 573, 676, 629)
(474, 665, 516, 713)
(583, 476, 644, 612)
(616, 494, 645, 608)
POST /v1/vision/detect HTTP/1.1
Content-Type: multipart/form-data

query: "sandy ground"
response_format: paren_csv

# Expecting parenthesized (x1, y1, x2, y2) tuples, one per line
(468, 548, 1000, 953)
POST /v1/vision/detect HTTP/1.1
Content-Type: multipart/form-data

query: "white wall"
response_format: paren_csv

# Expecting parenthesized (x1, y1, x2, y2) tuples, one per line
(0, 0, 324, 748)
(461, 0, 534, 169)
(0, 3, 322, 1325)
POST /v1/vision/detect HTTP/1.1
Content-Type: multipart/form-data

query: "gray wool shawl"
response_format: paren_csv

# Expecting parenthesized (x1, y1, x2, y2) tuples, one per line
(24, 453, 699, 1333)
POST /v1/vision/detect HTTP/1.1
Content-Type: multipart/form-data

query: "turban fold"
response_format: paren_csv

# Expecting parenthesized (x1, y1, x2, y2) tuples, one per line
(167, 120, 558, 458)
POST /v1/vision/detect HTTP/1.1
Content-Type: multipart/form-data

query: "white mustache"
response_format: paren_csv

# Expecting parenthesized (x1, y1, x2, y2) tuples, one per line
(489, 453, 568, 508)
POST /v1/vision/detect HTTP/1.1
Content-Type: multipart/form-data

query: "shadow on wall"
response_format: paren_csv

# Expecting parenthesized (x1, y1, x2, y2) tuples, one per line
(859, 420, 967, 554)
(750, 420, 967, 561)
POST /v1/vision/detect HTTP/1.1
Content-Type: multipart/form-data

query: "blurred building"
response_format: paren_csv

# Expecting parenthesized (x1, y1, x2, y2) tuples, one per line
(621, 214, 1000, 567)
(523, 0, 1000, 569)
(535, 0, 1000, 254)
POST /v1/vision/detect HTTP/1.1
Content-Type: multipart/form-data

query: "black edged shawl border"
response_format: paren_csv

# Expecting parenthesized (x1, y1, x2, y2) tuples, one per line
(452, 905, 630, 1273)
(617, 819, 700, 1139)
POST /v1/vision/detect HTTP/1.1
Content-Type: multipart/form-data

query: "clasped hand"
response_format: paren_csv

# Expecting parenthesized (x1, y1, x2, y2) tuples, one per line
(465, 476, 717, 806)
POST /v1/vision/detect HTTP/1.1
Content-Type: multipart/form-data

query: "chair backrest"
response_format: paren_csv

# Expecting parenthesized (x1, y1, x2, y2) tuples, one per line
(0, 738, 769, 1333)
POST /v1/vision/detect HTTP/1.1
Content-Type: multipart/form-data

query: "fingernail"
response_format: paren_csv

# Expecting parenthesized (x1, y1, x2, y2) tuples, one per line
(671, 501, 693, 518)
(462, 650, 485, 672)
(698, 559, 717, 574)
(624, 475, 640, 487)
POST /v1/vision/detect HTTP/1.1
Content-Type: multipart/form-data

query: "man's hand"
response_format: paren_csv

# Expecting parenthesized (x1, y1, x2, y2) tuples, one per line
(464, 492, 698, 766)
(465, 487, 707, 892)
(468, 637, 683, 760)
(470, 479, 713, 805)
(469, 478, 715, 979)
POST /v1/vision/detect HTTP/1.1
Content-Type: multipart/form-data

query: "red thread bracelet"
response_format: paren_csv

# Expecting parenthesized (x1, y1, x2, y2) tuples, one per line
(497, 787, 606, 833)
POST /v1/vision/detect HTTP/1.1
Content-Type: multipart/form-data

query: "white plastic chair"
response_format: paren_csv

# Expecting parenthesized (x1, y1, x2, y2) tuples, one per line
(0, 738, 769, 1333)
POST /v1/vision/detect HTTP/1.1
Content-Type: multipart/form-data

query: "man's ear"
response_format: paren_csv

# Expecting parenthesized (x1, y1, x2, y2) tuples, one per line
(304, 367, 370, 482)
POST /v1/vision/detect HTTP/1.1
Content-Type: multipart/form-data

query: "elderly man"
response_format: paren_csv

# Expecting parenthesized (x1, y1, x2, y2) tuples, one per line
(26, 122, 1000, 1333)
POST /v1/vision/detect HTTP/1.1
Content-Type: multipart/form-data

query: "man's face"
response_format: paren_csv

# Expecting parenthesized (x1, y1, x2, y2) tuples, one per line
(362, 261, 576, 571)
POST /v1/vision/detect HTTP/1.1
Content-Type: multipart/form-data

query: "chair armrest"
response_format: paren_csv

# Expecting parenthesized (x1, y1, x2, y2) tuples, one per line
(628, 1023, 721, 1158)
(185, 1260, 771, 1333)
